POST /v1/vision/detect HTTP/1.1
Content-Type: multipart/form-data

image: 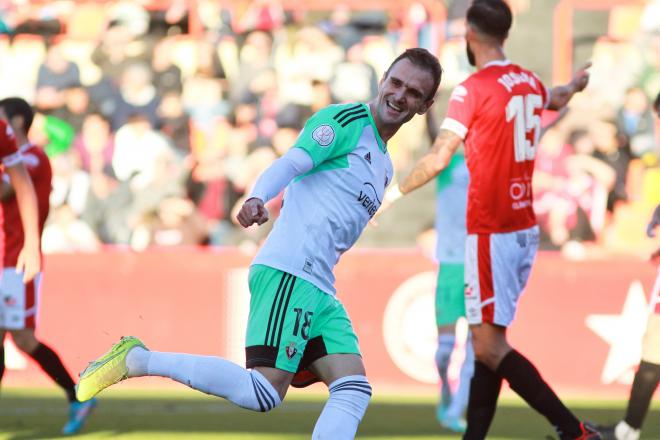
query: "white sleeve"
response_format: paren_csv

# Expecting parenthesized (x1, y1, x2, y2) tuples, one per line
(248, 147, 314, 204)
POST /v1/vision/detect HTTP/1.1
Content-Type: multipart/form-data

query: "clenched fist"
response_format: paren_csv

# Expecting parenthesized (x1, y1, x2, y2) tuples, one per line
(236, 197, 269, 228)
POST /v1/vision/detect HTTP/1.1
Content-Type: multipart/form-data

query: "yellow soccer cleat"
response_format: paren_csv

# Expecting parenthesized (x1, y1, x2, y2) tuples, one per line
(76, 336, 147, 402)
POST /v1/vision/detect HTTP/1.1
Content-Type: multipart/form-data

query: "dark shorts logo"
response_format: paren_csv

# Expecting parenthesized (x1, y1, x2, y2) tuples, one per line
(311, 124, 335, 147)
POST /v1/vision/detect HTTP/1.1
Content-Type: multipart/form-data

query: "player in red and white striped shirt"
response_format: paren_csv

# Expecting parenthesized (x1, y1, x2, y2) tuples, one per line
(385, 1, 597, 438)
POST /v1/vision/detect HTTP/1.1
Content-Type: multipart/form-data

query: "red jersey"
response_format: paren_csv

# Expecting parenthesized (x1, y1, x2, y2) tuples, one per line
(0, 120, 20, 167)
(2, 144, 52, 267)
(441, 60, 549, 234)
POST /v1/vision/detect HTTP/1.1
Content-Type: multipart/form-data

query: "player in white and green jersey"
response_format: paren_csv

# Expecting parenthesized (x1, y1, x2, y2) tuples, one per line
(433, 150, 474, 433)
(76, 48, 443, 440)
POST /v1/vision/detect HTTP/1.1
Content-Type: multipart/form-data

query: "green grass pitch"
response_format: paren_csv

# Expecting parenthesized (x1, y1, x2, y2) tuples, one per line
(1, 387, 659, 439)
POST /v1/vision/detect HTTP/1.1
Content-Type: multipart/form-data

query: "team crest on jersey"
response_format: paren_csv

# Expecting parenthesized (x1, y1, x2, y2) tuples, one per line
(285, 342, 298, 359)
(449, 85, 468, 103)
(311, 124, 335, 147)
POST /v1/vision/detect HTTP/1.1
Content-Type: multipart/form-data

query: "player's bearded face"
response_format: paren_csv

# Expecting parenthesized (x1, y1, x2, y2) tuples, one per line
(466, 41, 476, 67)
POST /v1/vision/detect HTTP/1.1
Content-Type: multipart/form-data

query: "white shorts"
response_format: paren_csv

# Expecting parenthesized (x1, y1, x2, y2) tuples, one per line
(0, 268, 41, 330)
(465, 226, 539, 327)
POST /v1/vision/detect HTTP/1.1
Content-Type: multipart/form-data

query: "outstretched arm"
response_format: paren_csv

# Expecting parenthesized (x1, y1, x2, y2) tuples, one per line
(5, 163, 40, 283)
(399, 129, 463, 195)
(547, 62, 591, 111)
(236, 147, 314, 228)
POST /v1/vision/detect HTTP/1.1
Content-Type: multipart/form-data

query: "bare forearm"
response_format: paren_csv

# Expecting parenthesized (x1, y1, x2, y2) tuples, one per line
(547, 84, 578, 110)
(399, 129, 460, 195)
(548, 64, 590, 110)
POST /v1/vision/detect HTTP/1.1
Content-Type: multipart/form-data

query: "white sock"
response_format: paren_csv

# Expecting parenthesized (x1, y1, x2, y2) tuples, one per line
(312, 375, 372, 440)
(127, 348, 281, 412)
(445, 334, 474, 420)
(615, 421, 640, 440)
(435, 333, 455, 407)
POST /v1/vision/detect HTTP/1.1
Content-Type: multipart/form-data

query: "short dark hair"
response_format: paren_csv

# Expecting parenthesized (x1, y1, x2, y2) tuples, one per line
(467, 0, 513, 42)
(0, 97, 34, 132)
(384, 48, 443, 100)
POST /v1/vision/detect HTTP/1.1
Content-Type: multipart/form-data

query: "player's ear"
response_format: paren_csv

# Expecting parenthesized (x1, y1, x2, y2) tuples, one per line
(417, 98, 434, 115)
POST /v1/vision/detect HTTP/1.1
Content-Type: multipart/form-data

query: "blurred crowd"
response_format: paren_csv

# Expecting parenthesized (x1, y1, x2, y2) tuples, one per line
(0, 0, 657, 258)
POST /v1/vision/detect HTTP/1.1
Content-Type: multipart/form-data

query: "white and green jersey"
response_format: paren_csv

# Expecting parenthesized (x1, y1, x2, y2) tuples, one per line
(252, 103, 393, 295)
(435, 152, 469, 264)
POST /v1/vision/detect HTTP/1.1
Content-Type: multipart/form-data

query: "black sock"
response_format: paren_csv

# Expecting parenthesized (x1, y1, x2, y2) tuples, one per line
(496, 350, 581, 439)
(624, 360, 660, 429)
(464, 361, 503, 440)
(28, 343, 77, 402)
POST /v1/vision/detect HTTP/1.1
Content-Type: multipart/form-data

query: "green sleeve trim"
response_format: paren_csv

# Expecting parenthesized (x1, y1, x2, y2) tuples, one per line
(294, 103, 365, 168)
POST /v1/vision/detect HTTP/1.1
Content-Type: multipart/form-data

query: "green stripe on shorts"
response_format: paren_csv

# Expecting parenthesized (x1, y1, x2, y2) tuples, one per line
(435, 263, 466, 326)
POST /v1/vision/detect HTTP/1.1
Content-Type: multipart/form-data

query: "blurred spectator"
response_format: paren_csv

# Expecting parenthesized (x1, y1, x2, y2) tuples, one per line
(329, 41, 379, 103)
(91, 22, 148, 85)
(41, 203, 100, 253)
(111, 62, 161, 130)
(158, 91, 191, 154)
(72, 113, 115, 174)
(235, 0, 285, 34)
(182, 74, 229, 127)
(112, 114, 174, 190)
(230, 30, 274, 105)
(80, 168, 133, 244)
(321, 5, 363, 51)
(51, 83, 96, 132)
(49, 150, 91, 217)
(590, 119, 633, 211)
(130, 196, 208, 250)
(151, 37, 183, 95)
(35, 44, 81, 112)
(196, 38, 227, 80)
(616, 87, 656, 159)
(534, 126, 615, 249)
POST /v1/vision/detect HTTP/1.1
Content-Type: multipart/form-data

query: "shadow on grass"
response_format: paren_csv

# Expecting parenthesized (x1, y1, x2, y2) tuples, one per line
(1, 392, 658, 439)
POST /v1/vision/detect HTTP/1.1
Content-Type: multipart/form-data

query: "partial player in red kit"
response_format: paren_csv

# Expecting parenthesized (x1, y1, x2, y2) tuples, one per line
(0, 98, 96, 435)
(381, 1, 598, 439)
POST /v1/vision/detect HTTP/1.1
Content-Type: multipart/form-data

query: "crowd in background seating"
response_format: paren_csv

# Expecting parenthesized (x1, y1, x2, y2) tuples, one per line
(0, 0, 657, 259)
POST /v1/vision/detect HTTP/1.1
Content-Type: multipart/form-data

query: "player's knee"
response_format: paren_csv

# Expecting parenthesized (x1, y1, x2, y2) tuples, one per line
(472, 344, 503, 370)
(238, 370, 283, 413)
(328, 375, 372, 420)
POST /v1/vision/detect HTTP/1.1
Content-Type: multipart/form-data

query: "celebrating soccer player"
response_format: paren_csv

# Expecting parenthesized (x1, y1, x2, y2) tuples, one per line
(76, 48, 442, 439)
(382, 1, 597, 439)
